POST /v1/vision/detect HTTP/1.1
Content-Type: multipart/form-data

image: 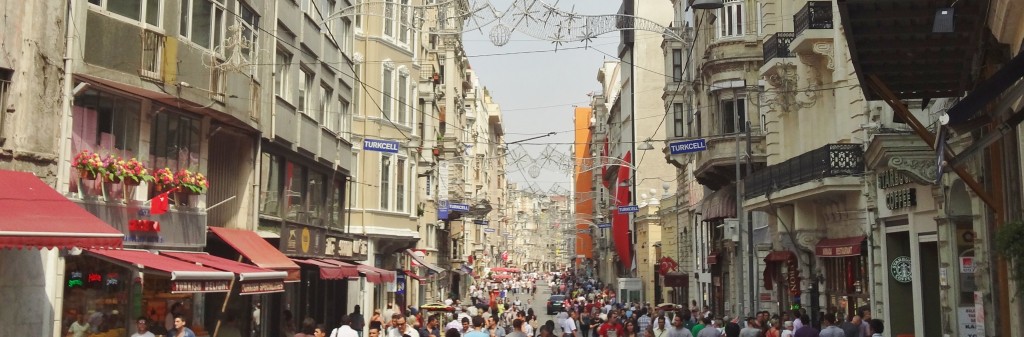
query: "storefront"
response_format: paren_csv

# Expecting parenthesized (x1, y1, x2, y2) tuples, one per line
(762, 251, 798, 314)
(814, 237, 869, 318)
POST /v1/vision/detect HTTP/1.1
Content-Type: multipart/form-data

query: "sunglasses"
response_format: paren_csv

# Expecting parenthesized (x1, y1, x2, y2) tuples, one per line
(138, 321, 147, 324)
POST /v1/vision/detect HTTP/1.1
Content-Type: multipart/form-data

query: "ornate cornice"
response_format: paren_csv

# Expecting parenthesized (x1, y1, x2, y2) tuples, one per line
(888, 156, 938, 185)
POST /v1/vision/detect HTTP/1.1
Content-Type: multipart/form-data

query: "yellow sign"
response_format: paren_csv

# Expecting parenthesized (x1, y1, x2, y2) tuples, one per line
(301, 227, 311, 253)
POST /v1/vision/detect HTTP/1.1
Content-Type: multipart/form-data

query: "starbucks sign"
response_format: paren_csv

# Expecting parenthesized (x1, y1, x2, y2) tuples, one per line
(890, 256, 912, 283)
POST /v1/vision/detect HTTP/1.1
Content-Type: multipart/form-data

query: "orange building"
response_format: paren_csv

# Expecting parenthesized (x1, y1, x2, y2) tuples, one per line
(573, 107, 594, 262)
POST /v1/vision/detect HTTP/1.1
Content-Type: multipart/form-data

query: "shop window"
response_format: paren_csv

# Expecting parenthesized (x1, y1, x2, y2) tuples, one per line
(260, 152, 283, 217)
(71, 89, 142, 193)
(62, 256, 134, 335)
(149, 108, 201, 181)
(284, 161, 307, 222)
(824, 255, 869, 314)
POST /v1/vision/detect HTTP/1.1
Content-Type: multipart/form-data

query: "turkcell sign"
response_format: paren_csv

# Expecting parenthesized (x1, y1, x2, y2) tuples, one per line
(618, 205, 639, 213)
(597, 223, 612, 229)
(449, 203, 470, 212)
(669, 139, 707, 155)
(363, 139, 400, 153)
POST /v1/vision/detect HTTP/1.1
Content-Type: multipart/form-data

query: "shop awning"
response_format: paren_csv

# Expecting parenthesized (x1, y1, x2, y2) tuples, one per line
(86, 249, 233, 293)
(815, 236, 866, 257)
(405, 249, 445, 274)
(403, 270, 423, 281)
(663, 272, 688, 287)
(353, 264, 396, 284)
(162, 252, 287, 295)
(706, 253, 719, 265)
(0, 170, 123, 249)
(764, 251, 796, 262)
(292, 258, 360, 280)
(700, 186, 737, 222)
(490, 267, 521, 273)
(208, 227, 301, 282)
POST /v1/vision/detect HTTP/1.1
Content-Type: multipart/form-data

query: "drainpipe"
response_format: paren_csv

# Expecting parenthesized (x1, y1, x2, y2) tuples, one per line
(57, 0, 79, 193)
(269, 0, 280, 139)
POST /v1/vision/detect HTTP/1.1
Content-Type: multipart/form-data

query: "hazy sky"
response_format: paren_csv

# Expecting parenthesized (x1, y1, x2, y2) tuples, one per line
(460, 0, 623, 193)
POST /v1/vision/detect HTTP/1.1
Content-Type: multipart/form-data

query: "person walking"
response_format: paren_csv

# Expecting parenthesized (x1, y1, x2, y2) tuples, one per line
(332, 315, 359, 337)
(131, 317, 156, 337)
(172, 315, 198, 337)
(351, 306, 366, 337)
(818, 314, 844, 337)
(666, 316, 693, 337)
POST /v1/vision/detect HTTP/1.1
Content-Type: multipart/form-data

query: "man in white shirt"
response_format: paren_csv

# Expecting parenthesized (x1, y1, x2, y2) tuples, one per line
(131, 317, 155, 337)
(68, 314, 90, 337)
(387, 314, 420, 337)
(333, 315, 359, 337)
(561, 311, 578, 337)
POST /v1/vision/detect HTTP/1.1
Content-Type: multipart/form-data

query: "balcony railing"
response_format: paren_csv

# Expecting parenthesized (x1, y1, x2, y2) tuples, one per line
(763, 32, 795, 62)
(744, 143, 864, 199)
(794, 1, 834, 36)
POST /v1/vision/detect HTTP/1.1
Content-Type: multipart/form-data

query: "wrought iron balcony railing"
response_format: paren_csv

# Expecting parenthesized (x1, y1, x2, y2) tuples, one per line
(763, 32, 795, 62)
(744, 143, 864, 199)
(794, 1, 834, 37)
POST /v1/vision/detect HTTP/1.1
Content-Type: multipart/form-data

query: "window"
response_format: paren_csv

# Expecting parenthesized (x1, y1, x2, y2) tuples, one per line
(720, 97, 746, 134)
(149, 107, 201, 173)
(717, 1, 743, 38)
(672, 49, 682, 82)
(284, 161, 307, 221)
(398, 74, 408, 124)
(275, 49, 292, 101)
(353, 0, 362, 29)
(396, 158, 406, 212)
(180, 0, 225, 50)
(380, 154, 391, 209)
(328, 178, 345, 228)
(298, 68, 313, 116)
(338, 96, 351, 139)
(238, 2, 259, 74)
(673, 103, 684, 137)
(90, 0, 162, 27)
(351, 151, 360, 208)
(383, 0, 394, 37)
(318, 0, 336, 31)
(382, 68, 393, 119)
(353, 63, 362, 115)
(320, 84, 333, 129)
(309, 172, 327, 223)
(399, 0, 410, 43)
(260, 152, 283, 217)
(141, 29, 165, 78)
(426, 223, 436, 249)
(70, 89, 143, 193)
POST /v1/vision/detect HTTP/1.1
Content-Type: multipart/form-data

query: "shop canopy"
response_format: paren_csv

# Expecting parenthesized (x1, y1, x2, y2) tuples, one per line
(86, 249, 233, 293)
(815, 236, 866, 257)
(292, 258, 360, 280)
(490, 267, 521, 273)
(353, 263, 397, 284)
(162, 252, 286, 295)
(208, 226, 301, 282)
(403, 270, 423, 281)
(0, 170, 123, 249)
(405, 249, 445, 274)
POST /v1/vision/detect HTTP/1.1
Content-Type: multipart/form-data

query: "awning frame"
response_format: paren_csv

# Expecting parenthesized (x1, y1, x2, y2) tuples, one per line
(405, 249, 445, 274)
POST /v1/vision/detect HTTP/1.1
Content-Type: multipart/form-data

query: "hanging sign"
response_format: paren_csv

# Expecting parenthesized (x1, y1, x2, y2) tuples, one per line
(363, 139, 400, 153)
(239, 280, 286, 295)
(669, 139, 707, 155)
(171, 280, 231, 293)
(618, 205, 639, 213)
(450, 203, 470, 212)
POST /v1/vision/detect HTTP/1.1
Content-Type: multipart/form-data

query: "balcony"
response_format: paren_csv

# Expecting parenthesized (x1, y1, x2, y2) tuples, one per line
(763, 32, 795, 63)
(791, 1, 834, 55)
(72, 198, 207, 250)
(692, 131, 768, 191)
(744, 143, 864, 206)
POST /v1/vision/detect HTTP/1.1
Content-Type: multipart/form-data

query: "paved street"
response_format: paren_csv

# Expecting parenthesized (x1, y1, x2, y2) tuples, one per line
(504, 283, 569, 335)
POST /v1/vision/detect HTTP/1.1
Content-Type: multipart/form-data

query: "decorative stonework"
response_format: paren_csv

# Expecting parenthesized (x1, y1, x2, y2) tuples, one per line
(812, 42, 834, 70)
(382, 59, 396, 70)
(794, 230, 821, 252)
(888, 156, 938, 185)
(397, 65, 410, 77)
(353, 52, 364, 64)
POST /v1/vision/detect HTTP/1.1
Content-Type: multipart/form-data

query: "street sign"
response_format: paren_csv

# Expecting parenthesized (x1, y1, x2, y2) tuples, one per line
(473, 219, 489, 225)
(363, 138, 400, 153)
(668, 138, 707, 155)
(618, 205, 639, 213)
(484, 228, 496, 233)
(577, 229, 590, 234)
(597, 223, 612, 229)
(450, 203, 470, 212)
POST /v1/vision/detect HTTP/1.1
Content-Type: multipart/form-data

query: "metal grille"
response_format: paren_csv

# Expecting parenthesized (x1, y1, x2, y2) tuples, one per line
(744, 143, 864, 199)
(763, 32, 795, 62)
(794, 1, 834, 36)
(140, 29, 165, 80)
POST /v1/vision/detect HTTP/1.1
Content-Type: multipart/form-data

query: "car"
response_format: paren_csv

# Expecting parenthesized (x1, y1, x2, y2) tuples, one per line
(546, 294, 567, 315)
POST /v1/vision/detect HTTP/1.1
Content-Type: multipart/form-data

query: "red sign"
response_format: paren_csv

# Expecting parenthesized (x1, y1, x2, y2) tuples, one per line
(171, 280, 231, 293)
(239, 280, 285, 295)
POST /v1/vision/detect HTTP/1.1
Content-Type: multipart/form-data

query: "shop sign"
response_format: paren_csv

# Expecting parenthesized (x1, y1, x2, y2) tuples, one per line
(885, 188, 917, 210)
(877, 169, 912, 189)
(280, 223, 326, 258)
(325, 234, 369, 260)
(239, 280, 285, 295)
(363, 139, 400, 153)
(759, 293, 773, 301)
(960, 256, 975, 273)
(890, 256, 912, 283)
(171, 280, 231, 293)
(958, 307, 979, 337)
(973, 292, 986, 336)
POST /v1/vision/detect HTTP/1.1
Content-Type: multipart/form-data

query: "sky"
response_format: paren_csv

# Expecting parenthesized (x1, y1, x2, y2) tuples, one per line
(459, 0, 623, 193)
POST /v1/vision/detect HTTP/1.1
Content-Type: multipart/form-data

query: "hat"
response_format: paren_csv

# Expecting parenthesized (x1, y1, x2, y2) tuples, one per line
(784, 321, 793, 328)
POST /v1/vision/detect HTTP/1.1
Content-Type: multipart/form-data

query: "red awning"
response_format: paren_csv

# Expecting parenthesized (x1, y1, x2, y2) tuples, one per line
(700, 186, 737, 222)
(492, 274, 513, 280)
(707, 253, 719, 265)
(162, 252, 287, 295)
(663, 272, 689, 287)
(403, 270, 423, 281)
(0, 170, 123, 249)
(87, 249, 233, 293)
(815, 236, 866, 257)
(208, 227, 301, 282)
(353, 263, 396, 284)
(491, 267, 521, 273)
(292, 258, 360, 280)
(764, 251, 796, 262)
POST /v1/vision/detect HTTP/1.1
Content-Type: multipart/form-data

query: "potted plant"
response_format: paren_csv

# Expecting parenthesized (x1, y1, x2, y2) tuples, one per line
(101, 155, 126, 183)
(121, 158, 153, 186)
(996, 220, 1024, 297)
(175, 169, 210, 195)
(153, 168, 176, 192)
(72, 150, 104, 180)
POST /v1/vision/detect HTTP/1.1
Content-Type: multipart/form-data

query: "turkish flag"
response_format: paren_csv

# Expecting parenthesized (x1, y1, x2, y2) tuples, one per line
(150, 191, 171, 215)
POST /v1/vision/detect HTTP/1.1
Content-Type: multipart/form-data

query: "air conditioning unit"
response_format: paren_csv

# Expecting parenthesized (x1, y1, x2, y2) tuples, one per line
(724, 218, 739, 242)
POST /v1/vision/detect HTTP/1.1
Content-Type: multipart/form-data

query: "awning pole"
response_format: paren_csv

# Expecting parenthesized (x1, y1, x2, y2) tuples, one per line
(212, 255, 244, 337)
(865, 75, 999, 214)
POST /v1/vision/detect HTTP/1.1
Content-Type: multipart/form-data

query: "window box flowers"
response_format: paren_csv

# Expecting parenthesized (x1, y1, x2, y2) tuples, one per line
(101, 155, 125, 183)
(153, 168, 176, 192)
(121, 158, 154, 186)
(175, 169, 210, 195)
(72, 150, 104, 180)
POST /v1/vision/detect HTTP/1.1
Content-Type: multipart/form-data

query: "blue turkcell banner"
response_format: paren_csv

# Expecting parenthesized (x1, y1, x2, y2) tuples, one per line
(669, 139, 707, 155)
(363, 138, 400, 153)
